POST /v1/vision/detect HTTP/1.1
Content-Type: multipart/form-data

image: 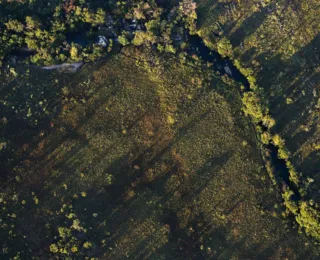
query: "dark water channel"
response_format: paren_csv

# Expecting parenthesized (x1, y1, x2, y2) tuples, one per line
(267, 144, 301, 200)
(188, 35, 250, 89)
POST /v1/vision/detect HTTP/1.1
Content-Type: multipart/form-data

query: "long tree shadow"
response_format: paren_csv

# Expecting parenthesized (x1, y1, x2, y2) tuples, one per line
(254, 33, 320, 153)
(229, 4, 271, 47)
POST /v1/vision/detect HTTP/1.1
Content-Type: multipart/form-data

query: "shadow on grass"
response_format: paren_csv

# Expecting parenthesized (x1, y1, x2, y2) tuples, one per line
(229, 5, 270, 47)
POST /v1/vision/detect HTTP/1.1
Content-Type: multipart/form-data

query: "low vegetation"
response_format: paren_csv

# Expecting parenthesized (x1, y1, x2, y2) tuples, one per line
(1, 0, 320, 258)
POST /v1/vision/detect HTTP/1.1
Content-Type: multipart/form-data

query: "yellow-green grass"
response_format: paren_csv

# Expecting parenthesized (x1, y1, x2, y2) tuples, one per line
(0, 46, 318, 258)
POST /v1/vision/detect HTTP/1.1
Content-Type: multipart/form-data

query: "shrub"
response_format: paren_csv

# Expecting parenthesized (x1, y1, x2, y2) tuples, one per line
(58, 227, 71, 240)
(272, 134, 285, 146)
(83, 241, 92, 249)
(296, 202, 320, 240)
(132, 31, 146, 46)
(70, 45, 79, 61)
(50, 243, 59, 253)
(261, 131, 271, 144)
(71, 246, 78, 253)
(262, 115, 276, 128)
(217, 37, 233, 58)
(165, 45, 176, 54)
(288, 167, 300, 186)
(118, 35, 130, 46)
(5, 20, 24, 33)
(242, 92, 264, 121)
(278, 147, 290, 160)
(282, 189, 299, 215)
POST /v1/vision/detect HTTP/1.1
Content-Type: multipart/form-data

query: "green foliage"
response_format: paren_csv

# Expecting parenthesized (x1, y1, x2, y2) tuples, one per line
(278, 147, 290, 160)
(297, 202, 320, 240)
(118, 34, 130, 46)
(94, 8, 106, 25)
(0, 0, 200, 65)
(287, 162, 300, 186)
(132, 32, 145, 46)
(50, 244, 59, 253)
(282, 189, 299, 215)
(83, 241, 92, 249)
(157, 44, 164, 52)
(262, 115, 275, 128)
(25, 16, 40, 30)
(145, 19, 160, 34)
(49, 221, 86, 256)
(58, 227, 72, 240)
(242, 92, 264, 121)
(0, 1, 110, 64)
(179, 0, 198, 34)
(70, 45, 80, 61)
(5, 20, 24, 33)
(272, 134, 285, 146)
(233, 60, 257, 89)
(165, 45, 176, 54)
(217, 38, 233, 58)
(107, 39, 113, 52)
(261, 131, 271, 144)
(264, 159, 277, 185)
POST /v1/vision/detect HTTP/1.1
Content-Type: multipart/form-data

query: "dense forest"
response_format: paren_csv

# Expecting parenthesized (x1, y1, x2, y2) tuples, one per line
(0, 0, 197, 65)
(1, 0, 320, 259)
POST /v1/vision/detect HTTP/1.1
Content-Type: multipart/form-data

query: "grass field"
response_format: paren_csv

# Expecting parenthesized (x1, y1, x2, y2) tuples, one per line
(1, 45, 319, 258)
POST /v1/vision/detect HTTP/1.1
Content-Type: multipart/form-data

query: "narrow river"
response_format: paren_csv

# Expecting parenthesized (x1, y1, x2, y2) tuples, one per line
(188, 34, 300, 198)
